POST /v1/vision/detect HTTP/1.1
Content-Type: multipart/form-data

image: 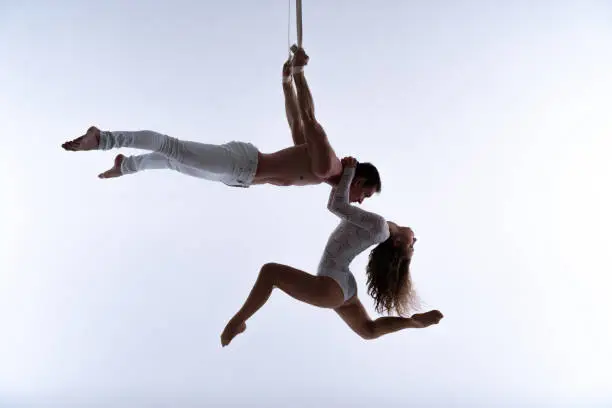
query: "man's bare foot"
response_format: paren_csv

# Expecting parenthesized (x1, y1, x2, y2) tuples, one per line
(62, 126, 101, 151)
(220, 319, 247, 347)
(411, 310, 444, 328)
(98, 154, 125, 179)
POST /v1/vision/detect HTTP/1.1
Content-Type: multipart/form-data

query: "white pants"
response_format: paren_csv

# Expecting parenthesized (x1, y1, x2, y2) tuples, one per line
(98, 130, 259, 187)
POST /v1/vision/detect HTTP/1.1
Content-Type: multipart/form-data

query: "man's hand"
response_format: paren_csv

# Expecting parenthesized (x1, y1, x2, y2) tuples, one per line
(341, 156, 358, 169)
(291, 45, 314, 123)
(291, 45, 309, 68)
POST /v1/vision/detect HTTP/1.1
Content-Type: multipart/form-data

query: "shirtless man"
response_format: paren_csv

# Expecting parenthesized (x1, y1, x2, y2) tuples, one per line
(61, 47, 382, 203)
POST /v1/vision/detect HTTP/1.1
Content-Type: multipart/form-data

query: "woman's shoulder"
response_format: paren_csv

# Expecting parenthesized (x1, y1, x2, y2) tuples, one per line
(377, 218, 391, 241)
(363, 211, 390, 236)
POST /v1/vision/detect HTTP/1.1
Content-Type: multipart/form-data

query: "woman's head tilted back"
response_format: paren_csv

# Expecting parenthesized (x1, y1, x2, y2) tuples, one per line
(366, 222, 419, 316)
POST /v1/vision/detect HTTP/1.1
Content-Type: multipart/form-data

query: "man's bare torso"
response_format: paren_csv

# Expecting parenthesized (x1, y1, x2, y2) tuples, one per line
(252, 144, 341, 187)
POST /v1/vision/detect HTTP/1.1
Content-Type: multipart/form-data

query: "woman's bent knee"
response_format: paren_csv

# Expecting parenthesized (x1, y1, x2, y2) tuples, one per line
(359, 322, 378, 340)
(260, 262, 280, 279)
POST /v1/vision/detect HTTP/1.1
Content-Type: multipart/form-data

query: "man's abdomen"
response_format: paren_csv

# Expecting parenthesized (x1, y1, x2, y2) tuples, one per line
(253, 144, 321, 186)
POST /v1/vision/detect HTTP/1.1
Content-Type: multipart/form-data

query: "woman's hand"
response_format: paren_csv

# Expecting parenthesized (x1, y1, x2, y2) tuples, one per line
(341, 156, 357, 169)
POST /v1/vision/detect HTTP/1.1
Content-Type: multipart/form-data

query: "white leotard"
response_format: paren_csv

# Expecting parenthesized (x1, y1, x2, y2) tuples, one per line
(317, 166, 391, 301)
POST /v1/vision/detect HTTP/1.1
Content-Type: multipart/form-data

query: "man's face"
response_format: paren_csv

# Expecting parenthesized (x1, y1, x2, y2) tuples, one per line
(349, 178, 377, 204)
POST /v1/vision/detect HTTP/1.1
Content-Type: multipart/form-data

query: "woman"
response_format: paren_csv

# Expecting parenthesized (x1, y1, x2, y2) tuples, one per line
(221, 157, 443, 346)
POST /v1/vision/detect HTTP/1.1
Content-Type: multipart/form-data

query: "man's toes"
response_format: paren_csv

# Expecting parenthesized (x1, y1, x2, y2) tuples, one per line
(62, 136, 84, 151)
(98, 168, 118, 179)
(98, 169, 117, 179)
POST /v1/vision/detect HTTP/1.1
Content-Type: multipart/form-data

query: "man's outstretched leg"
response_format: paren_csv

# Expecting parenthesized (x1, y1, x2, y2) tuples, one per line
(62, 127, 260, 187)
(62, 127, 202, 179)
(63, 126, 208, 156)
(97, 152, 226, 180)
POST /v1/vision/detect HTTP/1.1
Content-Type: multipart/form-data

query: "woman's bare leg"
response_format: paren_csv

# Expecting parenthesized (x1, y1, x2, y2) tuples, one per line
(220, 262, 345, 347)
(335, 297, 443, 340)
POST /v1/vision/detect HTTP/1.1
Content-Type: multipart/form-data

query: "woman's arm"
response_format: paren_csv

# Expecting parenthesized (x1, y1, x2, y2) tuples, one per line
(327, 161, 388, 233)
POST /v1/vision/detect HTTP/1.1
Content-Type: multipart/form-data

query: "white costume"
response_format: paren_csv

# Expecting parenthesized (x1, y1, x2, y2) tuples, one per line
(98, 130, 259, 187)
(317, 166, 390, 301)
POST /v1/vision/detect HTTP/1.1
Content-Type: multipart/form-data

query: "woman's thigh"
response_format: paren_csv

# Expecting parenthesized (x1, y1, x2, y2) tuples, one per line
(263, 262, 345, 309)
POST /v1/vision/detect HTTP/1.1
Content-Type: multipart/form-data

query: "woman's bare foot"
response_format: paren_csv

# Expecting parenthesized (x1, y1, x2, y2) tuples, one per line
(220, 319, 247, 347)
(411, 310, 444, 328)
(62, 126, 101, 151)
(98, 154, 125, 179)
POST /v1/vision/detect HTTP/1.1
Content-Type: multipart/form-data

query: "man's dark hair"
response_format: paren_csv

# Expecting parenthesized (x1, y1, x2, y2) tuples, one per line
(355, 162, 381, 193)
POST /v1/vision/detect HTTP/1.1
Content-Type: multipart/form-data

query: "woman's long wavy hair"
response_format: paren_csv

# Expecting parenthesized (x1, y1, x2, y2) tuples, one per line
(366, 236, 419, 316)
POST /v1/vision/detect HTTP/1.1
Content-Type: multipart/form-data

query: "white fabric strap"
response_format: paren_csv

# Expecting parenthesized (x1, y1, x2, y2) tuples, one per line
(296, 0, 303, 48)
